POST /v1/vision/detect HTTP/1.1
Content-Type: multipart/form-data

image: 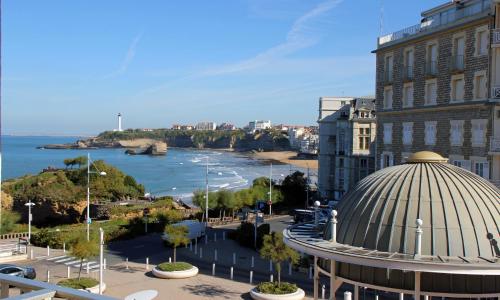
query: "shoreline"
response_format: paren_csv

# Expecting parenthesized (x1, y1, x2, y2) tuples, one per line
(248, 151, 318, 170)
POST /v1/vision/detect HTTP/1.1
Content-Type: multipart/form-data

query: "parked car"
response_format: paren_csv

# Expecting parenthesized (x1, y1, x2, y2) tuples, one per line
(162, 220, 206, 242)
(293, 209, 314, 224)
(0, 264, 36, 279)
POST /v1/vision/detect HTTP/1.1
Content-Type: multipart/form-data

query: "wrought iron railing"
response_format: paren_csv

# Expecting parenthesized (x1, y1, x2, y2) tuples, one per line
(450, 55, 465, 72)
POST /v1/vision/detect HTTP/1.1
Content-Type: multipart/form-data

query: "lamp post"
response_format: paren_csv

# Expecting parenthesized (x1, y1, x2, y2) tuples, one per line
(24, 201, 35, 243)
(99, 227, 104, 294)
(205, 156, 209, 228)
(268, 163, 272, 216)
(86, 153, 107, 241)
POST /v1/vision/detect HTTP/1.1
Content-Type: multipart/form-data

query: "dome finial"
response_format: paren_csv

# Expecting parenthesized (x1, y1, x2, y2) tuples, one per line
(406, 151, 448, 163)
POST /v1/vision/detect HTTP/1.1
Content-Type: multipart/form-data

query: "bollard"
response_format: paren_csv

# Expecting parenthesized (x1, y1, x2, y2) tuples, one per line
(126, 257, 129, 270)
(249, 270, 253, 284)
(205, 235, 208, 245)
(46, 270, 50, 283)
(189, 241, 192, 251)
(214, 232, 217, 242)
(214, 249, 218, 261)
(146, 257, 149, 270)
(375, 295, 379, 300)
(30, 249, 34, 260)
(47, 245, 50, 257)
(223, 231, 226, 240)
(251, 256, 254, 268)
(270, 274, 273, 282)
(309, 266, 313, 279)
(185, 242, 188, 249)
(230, 266, 233, 280)
(232, 253, 236, 265)
(104, 258, 107, 270)
(63, 242, 66, 254)
(67, 266, 71, 278)
(195, 244, 198, 255)
(288, 262, 292, 275)
(322, 285, 326, 300)
(86, 262, 89, 274)
(200, 248, 203, 259)
(212, 263, 215, 276)
(344, 291, 352, 300)
(169, 257, 172, 263)
(269, 260, 273, 272)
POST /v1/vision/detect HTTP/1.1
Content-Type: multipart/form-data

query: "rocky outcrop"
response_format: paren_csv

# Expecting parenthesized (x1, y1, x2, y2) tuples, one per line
(14, 198, 87, 226)
(125, 141, 167, 156)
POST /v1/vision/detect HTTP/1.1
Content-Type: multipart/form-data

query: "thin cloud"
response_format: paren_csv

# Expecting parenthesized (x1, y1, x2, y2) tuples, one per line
(141, 0, 342, 94)
(103, 33, 143, 79)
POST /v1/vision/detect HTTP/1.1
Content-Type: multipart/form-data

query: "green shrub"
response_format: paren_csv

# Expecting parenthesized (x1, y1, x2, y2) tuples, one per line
(234, 222, 270, 249)
(156, 262, 193, 272)
(31, 228, 66, 248)
(58, 277, 98, 289)
(256, 282, 298, 294)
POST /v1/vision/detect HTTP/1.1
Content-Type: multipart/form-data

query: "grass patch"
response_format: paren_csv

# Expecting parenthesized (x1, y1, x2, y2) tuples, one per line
(156, 262, 193, 272)
(58, 277, 98, 289)
(256, 282, 298, 295)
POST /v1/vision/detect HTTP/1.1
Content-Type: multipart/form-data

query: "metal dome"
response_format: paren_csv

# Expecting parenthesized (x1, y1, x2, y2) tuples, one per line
(335, 151, 500, 259)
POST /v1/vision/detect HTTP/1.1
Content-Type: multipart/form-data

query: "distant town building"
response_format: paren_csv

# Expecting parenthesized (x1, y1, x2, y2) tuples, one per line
(216, 123, 236, 131)
(318, 97, 376, 201)
(288, 127, 305, 149)
(299, 134, 319, 155)
(172, 124, 194, 130)
(195, 122, 217, 131)
(248, 120, 271, 133)
(374, 0, 500, 188)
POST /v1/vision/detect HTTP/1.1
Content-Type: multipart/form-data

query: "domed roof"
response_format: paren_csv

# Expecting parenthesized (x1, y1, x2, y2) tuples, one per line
(336, 152, 500, 259)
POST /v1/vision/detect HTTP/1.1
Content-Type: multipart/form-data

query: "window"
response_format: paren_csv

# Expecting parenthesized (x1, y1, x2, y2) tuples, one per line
(453, 35, 465, 69)
(473, 71, 487, 100)
(453, 160, 463, 168)
(450, 120, 464, 146)
(360, 159, 368, 168)
(426, 43, 438, 75)
(473, 161, 489, 179)
(403, 83, 414, 108)
(383, 86, 393, 109)
(425, 80, 437, 105)
(404, 49, 414, 80)
(425, 121, 437, 145)
(471, 119, 487, 146)
(382, 153, 393, 168)
(383, 123, 393, 145)
(358, 127, 371, 150)
(402, 122, 413, 145)
(385, 55, 393, 81)
(451, 75, 464, 102)
(475, 26, 489, 56)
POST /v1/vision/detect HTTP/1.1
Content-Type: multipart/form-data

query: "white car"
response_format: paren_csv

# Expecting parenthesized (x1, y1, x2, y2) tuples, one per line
(162, 220, 206, 241)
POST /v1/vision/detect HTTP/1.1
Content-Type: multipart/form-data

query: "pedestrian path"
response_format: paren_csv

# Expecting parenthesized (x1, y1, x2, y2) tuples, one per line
(43, 255, 100, 272)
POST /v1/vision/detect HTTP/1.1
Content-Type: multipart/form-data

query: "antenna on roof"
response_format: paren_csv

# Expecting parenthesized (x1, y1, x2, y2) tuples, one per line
(379, 0, 384, 36)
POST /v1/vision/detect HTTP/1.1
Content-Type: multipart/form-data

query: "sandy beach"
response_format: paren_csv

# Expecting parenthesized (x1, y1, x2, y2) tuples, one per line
(251, 151, 318, 169)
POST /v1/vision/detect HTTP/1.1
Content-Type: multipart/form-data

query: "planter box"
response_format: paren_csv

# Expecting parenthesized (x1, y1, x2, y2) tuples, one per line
(250, 287, 305, 300)
(152, 266, 198, 279)
(81, 283, 106, 294)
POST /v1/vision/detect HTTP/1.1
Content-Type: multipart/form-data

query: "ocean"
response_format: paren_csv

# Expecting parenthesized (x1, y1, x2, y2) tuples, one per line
(1, 136, 307, 204)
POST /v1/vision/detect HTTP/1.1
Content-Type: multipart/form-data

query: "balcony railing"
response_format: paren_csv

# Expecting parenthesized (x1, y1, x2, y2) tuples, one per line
(403, 66, 414, 81)
(425, 60, 438, 77)
(490, 137, 500, 153)
(378, 0, 491, 46)
(450, 55, 465, 72)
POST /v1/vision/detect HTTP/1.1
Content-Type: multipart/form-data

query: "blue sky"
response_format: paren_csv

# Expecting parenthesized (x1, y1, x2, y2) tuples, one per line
(3, 0, 443, 135)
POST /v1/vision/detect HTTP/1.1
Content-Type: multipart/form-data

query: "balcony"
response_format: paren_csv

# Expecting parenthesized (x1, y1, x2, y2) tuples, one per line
(378, 0, 491, 46)
(490, 137, 500, 154)
(425, 60, 438, 77)
(402, 66, 414, 81)
(450, 55, 464, 73)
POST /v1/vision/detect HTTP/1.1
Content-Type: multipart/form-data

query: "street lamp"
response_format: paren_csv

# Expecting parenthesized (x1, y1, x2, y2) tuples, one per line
(24, 201, 35, 243)
(86, 153, 106, 241)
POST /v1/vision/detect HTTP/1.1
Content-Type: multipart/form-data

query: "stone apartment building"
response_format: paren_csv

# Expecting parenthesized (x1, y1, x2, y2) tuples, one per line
(318, 97, 377, 201)
(375, 0, 500, 187)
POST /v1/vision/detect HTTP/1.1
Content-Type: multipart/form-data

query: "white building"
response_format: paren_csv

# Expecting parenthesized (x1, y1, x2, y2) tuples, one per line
(195, 122, 217, 131)
(299, 134, 319, 155)
(248, 120, 271, 133)
(318, 97, 376, 201)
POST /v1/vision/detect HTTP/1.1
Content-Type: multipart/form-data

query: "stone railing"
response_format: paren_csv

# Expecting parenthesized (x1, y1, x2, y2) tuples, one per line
(0, 232, 29, 240)
(490, 137, 500, 153)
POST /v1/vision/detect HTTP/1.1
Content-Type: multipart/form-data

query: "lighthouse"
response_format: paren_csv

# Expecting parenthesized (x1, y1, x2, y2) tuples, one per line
(118, 113, 123, 132)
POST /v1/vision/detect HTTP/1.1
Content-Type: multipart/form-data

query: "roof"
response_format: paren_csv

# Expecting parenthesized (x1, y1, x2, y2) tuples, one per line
(284, 151, 500, 274)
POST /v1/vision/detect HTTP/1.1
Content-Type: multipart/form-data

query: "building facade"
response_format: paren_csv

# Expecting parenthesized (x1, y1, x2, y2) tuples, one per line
(375, 0, 500, 188)
(247, 120, 271, 133)
(195, 122, 217, 131)
(318, 97, 377, 201)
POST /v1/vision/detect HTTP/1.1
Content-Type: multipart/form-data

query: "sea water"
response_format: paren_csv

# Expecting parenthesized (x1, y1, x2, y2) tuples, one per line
(1, 136, 308, 205)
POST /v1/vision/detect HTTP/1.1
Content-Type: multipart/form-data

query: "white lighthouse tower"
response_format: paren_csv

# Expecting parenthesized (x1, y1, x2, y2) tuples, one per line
(118, 113, 123, 132)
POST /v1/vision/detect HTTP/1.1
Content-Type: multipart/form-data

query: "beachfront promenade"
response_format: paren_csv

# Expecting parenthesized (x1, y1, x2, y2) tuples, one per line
(16, 218, 317, 299)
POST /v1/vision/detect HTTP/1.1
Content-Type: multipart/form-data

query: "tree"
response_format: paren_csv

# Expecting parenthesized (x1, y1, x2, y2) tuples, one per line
(164, 225, 189, 262)
(71, 238, 99, 280)
(260, 231, 299, 286)
(73, 156, 88, 168)
(281, 171, 307, 206)
(63, 158, 76, 169)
